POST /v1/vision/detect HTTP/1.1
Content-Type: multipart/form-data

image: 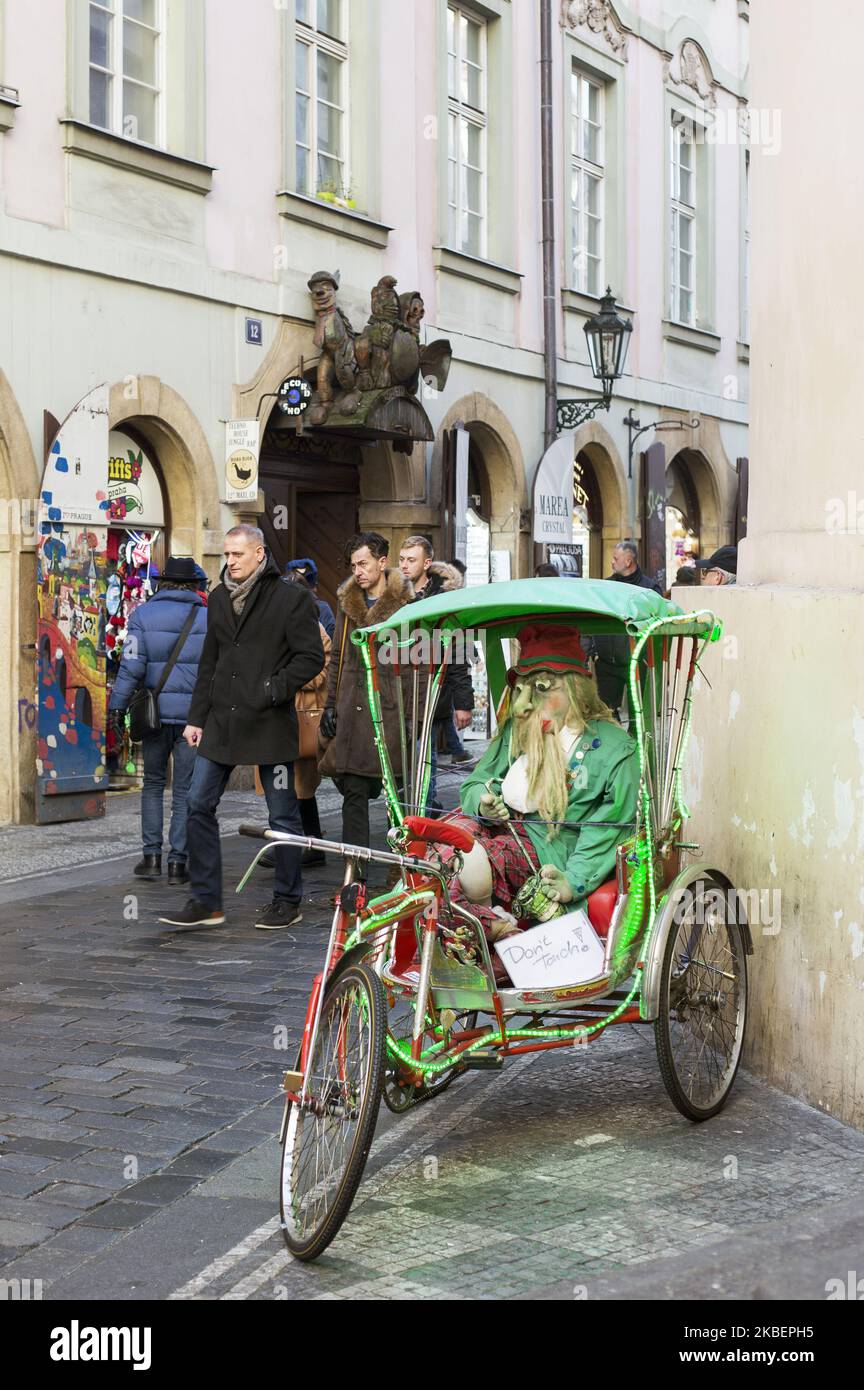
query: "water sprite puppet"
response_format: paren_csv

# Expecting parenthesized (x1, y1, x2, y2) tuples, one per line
(445, 625, 639, 943)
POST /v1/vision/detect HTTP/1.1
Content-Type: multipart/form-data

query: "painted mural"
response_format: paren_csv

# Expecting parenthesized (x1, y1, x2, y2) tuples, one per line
(36, 525, 109, 805)
(36, 385, 110, 822)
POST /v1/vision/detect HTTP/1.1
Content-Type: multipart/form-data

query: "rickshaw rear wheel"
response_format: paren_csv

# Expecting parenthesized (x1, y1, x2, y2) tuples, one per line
(280, 961, 386, 1262)
(654, 880, 748, 1122)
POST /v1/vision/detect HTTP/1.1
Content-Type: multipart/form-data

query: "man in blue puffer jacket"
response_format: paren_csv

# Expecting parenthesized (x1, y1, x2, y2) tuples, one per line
(109, 556, 209, 884)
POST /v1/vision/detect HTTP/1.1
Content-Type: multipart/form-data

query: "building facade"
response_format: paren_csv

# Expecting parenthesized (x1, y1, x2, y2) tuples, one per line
(0, 0, 749, 823)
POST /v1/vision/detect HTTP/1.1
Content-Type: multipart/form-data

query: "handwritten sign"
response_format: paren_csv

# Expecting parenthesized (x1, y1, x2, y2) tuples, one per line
(494, 909, 605, 989)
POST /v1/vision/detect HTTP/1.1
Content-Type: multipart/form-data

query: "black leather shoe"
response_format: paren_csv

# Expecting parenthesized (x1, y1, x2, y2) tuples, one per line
(167, 862, 189, 886)
(133, 854, 162, 880)
(158, 899, 226, 929)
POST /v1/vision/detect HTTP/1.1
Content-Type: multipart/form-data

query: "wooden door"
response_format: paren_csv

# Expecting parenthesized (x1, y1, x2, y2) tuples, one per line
(259, 453, 359, 616)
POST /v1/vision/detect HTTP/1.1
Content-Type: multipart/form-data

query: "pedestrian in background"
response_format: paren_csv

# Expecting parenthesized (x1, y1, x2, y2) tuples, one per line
(399, 535, 475, 797)
(588, 540, 663, 715)
(108, 556, 208, 884)
(695, 545, 737, 586)
(159, 524, 324, 931)
(319, 532, 413, 850)
(283, 557, 336, 639)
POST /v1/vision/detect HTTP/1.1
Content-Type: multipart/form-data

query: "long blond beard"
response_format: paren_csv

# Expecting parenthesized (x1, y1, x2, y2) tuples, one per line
(511, 715, 573, 836)
(506, 673, 615, 837)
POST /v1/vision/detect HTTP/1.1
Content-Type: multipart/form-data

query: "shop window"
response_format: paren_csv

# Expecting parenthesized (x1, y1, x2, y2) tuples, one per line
(89, 0, 164, 146)
(666, 455, 701, 580)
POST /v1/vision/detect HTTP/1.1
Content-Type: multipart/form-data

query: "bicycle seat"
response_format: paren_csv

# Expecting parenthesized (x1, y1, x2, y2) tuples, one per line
(402, 816, 475, 853)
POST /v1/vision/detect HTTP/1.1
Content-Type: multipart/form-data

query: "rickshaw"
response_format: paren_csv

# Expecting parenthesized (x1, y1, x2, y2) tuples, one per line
(237, 578, 752, 1263)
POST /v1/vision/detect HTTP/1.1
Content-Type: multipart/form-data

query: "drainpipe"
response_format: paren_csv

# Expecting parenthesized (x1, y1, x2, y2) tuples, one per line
(540, 0, 558, 454)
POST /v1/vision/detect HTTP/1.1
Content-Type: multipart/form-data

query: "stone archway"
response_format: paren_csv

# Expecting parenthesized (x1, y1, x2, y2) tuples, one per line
(667, 446, 724, 565)
(436, 392, 527, 575)
(571, 420, 627, 576)
(0, 370, 40, 823)
(108, 376, 222, 576)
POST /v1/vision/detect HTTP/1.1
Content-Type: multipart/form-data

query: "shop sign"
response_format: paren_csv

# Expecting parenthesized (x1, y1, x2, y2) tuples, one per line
(225, 419, 260, 502)
(533, 437, 574, 543)
(107, 432, 164, 526)
(278, 377, 312, 416)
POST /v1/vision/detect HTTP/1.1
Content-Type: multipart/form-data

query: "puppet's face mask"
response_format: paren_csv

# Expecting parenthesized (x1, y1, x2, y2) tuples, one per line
(510, 672, 570, 730)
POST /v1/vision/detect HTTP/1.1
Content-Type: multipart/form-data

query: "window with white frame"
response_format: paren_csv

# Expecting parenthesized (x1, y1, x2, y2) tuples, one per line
(669, 116, 696, 325)
(570, 67, 604, 295)
(447, 4, 487, 258)
(295, 0, 349, 200)
(89, 0, 163, 146)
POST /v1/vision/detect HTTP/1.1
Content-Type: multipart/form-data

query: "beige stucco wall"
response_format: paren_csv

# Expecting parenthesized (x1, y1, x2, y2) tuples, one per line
(680, 0, 864, 1129)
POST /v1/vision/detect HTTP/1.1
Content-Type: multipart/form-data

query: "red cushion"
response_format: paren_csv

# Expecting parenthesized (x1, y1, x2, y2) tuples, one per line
(586, 877, 618, 939)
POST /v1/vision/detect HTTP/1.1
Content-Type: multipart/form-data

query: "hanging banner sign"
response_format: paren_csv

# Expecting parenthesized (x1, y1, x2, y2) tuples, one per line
(225, 420, 260, 502)
(532, 436, 574, 543)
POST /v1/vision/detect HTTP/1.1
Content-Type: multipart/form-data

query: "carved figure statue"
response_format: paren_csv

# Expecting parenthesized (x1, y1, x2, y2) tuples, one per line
(307, 269, 360, 424)
(305, 271, 452, 424)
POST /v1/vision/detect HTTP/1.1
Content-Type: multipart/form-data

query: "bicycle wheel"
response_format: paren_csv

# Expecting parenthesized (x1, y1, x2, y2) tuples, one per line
(280, 960, 386, 1261)
(655, 876, 748, 1121)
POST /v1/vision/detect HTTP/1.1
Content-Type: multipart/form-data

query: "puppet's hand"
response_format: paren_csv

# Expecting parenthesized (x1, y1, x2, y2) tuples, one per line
(539, 865, 573, 904)
(478, 792, 510, 822)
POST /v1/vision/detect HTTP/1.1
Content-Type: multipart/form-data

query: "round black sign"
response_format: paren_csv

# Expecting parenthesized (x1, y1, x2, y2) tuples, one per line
(278, 377, 312, 416)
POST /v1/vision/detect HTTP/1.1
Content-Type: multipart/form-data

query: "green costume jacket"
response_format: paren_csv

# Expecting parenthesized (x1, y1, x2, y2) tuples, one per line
(460, 718, 640, 905)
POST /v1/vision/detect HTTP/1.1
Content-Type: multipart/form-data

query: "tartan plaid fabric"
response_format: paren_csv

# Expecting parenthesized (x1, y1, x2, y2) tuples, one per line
(440, 815, 540, 935)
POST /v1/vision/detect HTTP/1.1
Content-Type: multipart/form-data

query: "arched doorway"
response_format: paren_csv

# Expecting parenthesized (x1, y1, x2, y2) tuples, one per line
(257, 417, 363, 615)
(572, 450, 604, 577)
(666, 450, 703, 579)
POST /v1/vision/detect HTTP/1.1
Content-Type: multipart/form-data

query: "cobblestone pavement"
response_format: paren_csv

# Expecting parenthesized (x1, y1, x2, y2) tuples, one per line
(2, 758, 864, 1301)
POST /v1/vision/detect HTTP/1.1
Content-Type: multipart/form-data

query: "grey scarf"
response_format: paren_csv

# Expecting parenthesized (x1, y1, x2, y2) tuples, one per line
(224, 555, 268, 617)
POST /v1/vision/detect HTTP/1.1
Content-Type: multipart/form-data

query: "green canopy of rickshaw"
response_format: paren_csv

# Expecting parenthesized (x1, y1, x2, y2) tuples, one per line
(359, 577, 714, 639)
(355, 578, 718, 714)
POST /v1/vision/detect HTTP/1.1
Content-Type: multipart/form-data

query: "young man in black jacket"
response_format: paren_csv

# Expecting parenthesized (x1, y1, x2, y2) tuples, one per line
(158, 524, 324, 931)
(399, 535, 475, 807)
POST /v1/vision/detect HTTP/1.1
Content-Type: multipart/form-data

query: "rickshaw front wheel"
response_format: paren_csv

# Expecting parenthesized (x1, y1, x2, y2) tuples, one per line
(654, 878, 748, 1122)
(280, 961, 386, 1262)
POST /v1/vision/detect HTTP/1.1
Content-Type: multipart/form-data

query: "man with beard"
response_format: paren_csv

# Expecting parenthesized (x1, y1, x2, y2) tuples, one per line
(444, 625, 639, 945)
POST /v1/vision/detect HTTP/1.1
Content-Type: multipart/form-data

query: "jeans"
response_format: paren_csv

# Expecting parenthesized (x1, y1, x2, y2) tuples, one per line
(140, 724, 197, 862)
(187, 756, 303, 910)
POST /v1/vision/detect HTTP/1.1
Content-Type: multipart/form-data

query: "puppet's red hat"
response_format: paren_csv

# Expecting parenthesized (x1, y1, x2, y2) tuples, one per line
(507, 624, 592, 685)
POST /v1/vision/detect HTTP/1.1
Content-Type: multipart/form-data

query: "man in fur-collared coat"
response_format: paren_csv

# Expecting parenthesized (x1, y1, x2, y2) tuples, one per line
(318, 532, 414, 848)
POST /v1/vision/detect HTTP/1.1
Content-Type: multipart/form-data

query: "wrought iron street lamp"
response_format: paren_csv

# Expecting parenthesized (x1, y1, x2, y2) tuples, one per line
(556, 289, 634, 432)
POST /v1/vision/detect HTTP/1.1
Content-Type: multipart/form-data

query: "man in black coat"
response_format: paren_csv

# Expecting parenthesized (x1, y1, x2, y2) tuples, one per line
(589, 540, 663, 716)
(159, 524, 324, 931)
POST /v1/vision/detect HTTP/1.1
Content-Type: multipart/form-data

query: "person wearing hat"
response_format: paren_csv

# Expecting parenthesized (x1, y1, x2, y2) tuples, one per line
(694, 544, 737, 585)
(442, 624, 639, 949)
(283, 557, 336, 639)
(108, 556, 209, 883)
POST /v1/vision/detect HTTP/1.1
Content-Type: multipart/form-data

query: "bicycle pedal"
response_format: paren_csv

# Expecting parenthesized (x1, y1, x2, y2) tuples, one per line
(461, 1053, 503, 1071)
(283, 1070, 303, 1092)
